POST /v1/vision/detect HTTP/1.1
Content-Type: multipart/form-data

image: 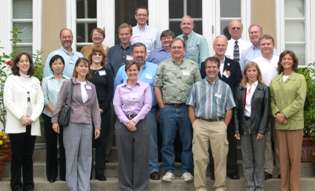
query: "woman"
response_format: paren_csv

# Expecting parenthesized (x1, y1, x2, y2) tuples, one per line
(113, 61, 152, 191)
(51, 58, 101, 191)
(41, 55, 68, 182)
(270, 50, 306, 191)
(3, 52, 44, 191)
(234, 62, 269, 191)
(88, 46, 114, 180)
(81, 27, 108, 60)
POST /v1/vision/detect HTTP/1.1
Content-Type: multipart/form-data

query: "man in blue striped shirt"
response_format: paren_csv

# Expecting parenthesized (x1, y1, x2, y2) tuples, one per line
(187, 56, 235, 191)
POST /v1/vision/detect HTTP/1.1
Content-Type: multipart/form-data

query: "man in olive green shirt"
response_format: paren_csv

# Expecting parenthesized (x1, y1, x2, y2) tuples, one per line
(155, 38, 201, 183)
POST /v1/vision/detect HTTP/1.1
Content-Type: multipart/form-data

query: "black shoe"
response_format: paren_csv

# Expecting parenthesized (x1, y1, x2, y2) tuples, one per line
(150, 172, 160, 180)
(95, 174, 107, 181)
(227, 173, 240, 179)
(47, 178, 56, 183)
(23, 184, 34, 191)
(12, 185, 23, 191)
(264, 172, 273, 180)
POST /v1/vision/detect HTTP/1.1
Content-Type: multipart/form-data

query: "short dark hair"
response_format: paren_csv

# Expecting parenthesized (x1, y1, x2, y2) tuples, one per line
(49, 55, 65, 72)
(204, 56, 220, 68)
(259, 34, 274, 45)
(171, 38, 186, 49)
(277, 50, 299, 74)
(125, 60, 140, 72)
(11, 52, 34, 76)
(135, 6, 148, 15)
(131, 42, 147, 53)
(90, 27, 105, 40)
(160, 30, 175, 40)
(118, 23, 133, 35)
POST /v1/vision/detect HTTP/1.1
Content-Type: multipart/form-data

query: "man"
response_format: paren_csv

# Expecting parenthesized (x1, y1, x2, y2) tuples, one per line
(225, 20, 251, 72)
(155, 38, 201, 183)
(177, 16, 209, 67)
(44, 28, 83, 78)
(147, 29, 175, 64)
(187, 56, 235, 191)
(80, 27, 108, 59)
(201, 35, 242, 179)
(131, 7, 160, 54)
(108, 23, 133, 76)
(252, 34, 279, 179)
(114, 43, 160, 180)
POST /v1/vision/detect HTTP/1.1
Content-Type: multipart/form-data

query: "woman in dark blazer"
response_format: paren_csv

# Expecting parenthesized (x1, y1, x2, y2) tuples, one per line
(234, 62, 269, 191)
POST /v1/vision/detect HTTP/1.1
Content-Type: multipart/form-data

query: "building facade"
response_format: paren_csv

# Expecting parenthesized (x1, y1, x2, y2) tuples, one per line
(0, 0, 314, 65)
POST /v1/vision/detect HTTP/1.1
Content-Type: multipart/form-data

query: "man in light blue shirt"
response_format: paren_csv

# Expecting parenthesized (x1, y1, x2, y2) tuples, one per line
(43, 28, 83, 78)
(177, 16, 209, 67)
(147, 30, 175, 64)
(114, 43, 160, 180)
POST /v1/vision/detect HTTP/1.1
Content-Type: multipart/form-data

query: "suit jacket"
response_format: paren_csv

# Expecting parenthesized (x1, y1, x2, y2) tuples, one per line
(200, 57, 242, 95)
(234, 82, 269, 135)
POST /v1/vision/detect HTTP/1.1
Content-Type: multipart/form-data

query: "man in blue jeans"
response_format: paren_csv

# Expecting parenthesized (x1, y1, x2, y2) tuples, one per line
(155, 38, 201, 182)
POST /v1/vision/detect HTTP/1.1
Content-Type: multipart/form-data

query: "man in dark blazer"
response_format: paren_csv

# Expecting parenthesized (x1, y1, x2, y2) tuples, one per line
(201, 35, 242, 179)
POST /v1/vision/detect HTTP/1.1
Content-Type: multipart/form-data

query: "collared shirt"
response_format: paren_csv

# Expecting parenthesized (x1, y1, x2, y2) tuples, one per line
(240, 44, 261, 71)
(244, 81, 258, 117)
(252, 55, 279, 86)
(226, 38, 252, 70)
(177, 31, 209, 67)
(43, 48, 83, 78)
(113, 81, 152, 126)
(108, 43, 132, 76)
(42, 75, 69, 117)
(131, 24, 160, 54)
(155, 58, 201, 104)
(146, 48, 171, 64)
(186, 78, 235, 119)
(114, 62, 157, 106)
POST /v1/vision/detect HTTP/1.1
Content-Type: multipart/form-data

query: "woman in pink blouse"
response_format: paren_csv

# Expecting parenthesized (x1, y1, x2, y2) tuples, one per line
(113, 61, 152, 191)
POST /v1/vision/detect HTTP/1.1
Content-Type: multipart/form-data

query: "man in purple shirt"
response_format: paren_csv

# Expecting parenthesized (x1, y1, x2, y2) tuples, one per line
(147, 30, 175, 64)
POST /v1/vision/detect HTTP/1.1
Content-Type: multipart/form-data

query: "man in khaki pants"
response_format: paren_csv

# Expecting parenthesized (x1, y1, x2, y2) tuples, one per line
(187, 57, 235, 191)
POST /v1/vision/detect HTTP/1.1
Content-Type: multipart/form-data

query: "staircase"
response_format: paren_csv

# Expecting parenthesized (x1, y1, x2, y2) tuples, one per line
(1, 133, 315, 191)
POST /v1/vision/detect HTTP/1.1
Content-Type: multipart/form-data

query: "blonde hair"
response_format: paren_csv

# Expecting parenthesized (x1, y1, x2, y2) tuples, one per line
(240, 62, 262, 87)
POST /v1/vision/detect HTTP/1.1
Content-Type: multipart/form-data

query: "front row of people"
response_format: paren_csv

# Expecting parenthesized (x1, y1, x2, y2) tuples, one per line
(3, 47, 306, 191)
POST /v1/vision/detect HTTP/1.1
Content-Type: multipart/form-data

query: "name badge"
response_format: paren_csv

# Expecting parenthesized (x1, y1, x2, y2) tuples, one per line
(98, 70, 106, 76)
(215, 93, 222, 98)
(126, 55, 133, 61)
(86, 85, 92, 90)
(182, 70, 190, 76)
(145, 73, 152, 79)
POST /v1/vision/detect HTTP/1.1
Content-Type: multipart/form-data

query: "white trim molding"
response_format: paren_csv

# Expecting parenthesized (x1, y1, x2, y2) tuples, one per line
(66, 0, 77, 50)
(0, 0, 12, 54)
(33, 0, 42, 53)
(148, 0, 169, 32)
(98, 0, 115, 47)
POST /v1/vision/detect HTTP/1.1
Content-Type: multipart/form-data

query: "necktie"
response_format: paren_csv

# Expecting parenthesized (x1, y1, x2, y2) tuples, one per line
(234, 40, 240, 63)
(183, 35, 188, 45)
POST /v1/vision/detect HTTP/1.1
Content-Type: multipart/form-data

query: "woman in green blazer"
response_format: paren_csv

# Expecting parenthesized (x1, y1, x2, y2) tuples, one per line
(270, 50, 306, 191)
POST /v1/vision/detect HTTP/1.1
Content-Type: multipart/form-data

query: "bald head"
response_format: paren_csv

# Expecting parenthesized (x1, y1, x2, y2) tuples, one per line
(180, 16, 194, 35)
(59, 28, 73, 51)
(228, 20, 243, 40)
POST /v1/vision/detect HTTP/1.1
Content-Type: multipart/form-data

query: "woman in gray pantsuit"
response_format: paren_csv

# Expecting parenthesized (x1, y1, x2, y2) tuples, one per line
(52, 58, 101, 191)
(234, 62, 269, 191)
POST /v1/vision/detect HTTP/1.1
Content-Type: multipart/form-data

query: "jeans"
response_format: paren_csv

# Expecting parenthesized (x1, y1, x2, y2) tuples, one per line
(147, 107, 159, 173)
(160, 105, 193, 173)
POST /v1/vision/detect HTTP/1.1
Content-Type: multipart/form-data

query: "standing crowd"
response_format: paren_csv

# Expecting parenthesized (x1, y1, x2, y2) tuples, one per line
(3, 6, 306, 191)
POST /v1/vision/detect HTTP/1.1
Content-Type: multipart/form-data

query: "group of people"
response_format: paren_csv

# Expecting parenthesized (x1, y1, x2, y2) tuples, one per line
(2, 6, 306, 191)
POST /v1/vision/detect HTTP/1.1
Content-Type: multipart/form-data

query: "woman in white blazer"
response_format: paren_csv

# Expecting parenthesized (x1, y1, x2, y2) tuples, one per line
(3, 52, 44, 191)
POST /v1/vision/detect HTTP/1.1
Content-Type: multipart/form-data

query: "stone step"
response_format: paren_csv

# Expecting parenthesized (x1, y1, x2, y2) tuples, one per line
(3, 162, 315, 179)
(1, 177, 315, 191)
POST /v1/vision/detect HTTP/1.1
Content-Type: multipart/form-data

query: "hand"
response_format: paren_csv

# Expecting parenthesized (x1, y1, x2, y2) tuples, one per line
(275, 112, 287, 124)
(256, 133, 265, 140)
(234, 133, 240, 140)
(95, 128, 101, 139)
(127, 120, 136, 132)
(52, 123, 60, 134)
(99, 108, 103, 113)
(159, 103, 165, 109)
(47, 104, 54, 113)
(20, 116, 31, 126)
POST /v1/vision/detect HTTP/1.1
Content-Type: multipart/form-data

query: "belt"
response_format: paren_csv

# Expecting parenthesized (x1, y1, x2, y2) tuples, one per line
(165, 103, 186, 107)
(126, 113, 137, 120)
(244, 116, 251, 120)
(197, 117, 224, 122)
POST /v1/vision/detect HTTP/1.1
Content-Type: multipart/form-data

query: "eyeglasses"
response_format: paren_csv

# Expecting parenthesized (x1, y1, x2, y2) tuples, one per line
(93, 53, 102, 56)
(232, 27, 241, 30)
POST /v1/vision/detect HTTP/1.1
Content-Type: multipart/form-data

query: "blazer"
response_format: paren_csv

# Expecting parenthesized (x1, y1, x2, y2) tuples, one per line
(200, 57, 242, 95)
(4, 75, 44, 136)
(270, 72, 306, 130)
(51, 78, 101, 129)
(234, 82, 269, 135)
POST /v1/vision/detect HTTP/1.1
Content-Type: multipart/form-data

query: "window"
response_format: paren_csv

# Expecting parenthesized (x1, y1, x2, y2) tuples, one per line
(220, 0, 241, 36)
(76, 0, 97, 51)
(169, 0, 202, 36)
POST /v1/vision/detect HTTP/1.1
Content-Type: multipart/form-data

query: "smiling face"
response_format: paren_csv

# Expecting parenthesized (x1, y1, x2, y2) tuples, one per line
(280, 53, 294, 72)
(260, 38, 274, 57)
(135, 8, 148, 26)
(213, 37, 227, 57)
(118, 27, 132, 45)
(161, 35, 174, 50)
(126, 63, 139, 81)
(180, 16, 194, 35)
(75, 60, 89, 79)
(245, 65, 259, 83)
(91, 30, 105, 45)
(91, 51, 104, 64)
(171, 39, 185, 60)
(17, 54, 31, 75)
(205, 60, 219, 81)
(228, 20, 243, 40)
(60, 29, 73, 50)
(249, 25, 262, 46)
(132, 45, 147, 65)
(51, 58, 65, 75)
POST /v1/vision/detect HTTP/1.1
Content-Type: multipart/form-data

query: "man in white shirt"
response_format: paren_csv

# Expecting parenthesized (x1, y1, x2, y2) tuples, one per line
(225, 20, 251, 71)
(131, 7, 160, 54)
(252, 34, 279, 180)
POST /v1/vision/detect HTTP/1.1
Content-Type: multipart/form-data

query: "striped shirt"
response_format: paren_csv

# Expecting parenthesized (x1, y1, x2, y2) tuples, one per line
(186, 78, 235, 119)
